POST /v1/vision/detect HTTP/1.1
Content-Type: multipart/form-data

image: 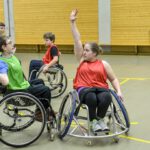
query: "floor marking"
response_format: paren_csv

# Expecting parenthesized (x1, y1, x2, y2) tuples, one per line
(130, 122, 139, 125)
(119, 135, 150, 144)
(70, 121, 139, 127)
(68, 78, 73, 81)
(120, 79, 130, 85)
(18, 112, 24, 116)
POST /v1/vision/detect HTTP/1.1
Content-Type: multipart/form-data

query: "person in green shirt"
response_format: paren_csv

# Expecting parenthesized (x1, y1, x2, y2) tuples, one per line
(0, 36, 51, 110)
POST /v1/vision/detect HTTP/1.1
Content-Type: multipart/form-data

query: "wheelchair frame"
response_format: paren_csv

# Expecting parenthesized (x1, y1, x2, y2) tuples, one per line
(29, 64, 68, 98)
(0, 91, 57, 148)
(57, 89, 130, 143)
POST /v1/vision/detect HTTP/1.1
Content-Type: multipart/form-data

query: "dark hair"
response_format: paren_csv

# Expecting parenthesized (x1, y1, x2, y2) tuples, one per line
(85, 42, 103, 56)
(0, 22, 5, 27)
(43, 32, 55, 42)
(0, 36, 7, 52)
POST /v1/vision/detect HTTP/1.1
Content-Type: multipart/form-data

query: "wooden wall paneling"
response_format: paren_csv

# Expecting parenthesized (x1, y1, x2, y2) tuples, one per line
(13, 0, 98, 46)
(0, 1, 4, 22)
(111, 0, 150, 46)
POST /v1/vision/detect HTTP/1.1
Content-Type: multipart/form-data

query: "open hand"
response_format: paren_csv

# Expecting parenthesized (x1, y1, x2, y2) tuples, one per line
(70, 9, 78, 22)
(43, 65, 49, 73)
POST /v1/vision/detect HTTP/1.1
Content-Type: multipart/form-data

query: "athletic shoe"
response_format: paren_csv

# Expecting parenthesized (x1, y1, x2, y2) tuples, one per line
(91, 120, 102, 132)
(98, 119, 109, 131)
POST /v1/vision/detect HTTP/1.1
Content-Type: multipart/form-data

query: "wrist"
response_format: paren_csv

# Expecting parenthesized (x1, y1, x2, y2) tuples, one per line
(70, 19, 75, 23)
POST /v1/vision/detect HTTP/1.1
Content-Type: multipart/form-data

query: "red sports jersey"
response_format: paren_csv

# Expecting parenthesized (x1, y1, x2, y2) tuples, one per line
(42, 45, 60, 64)
(73, 60, 109, 89)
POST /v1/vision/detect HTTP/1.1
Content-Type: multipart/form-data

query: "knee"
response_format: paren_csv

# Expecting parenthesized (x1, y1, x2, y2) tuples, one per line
(84, 93, 97, 107)
(45, 86, 51, 95)
(102, 92, 112, 104)
(106, 93, 112, 101)
(44, 85, 50, 91)
(30, 60, 35, 67)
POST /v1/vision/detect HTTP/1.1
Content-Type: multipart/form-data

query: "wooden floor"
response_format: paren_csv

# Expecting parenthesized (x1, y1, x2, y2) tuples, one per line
(1, 53, 150, 150)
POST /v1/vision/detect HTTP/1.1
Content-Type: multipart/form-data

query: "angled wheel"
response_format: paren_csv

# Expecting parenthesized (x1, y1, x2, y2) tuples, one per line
(109, 90, 130, 133)
(37, 66, 67, 98)
(57, 91, 76, 139)
(0, 92, 46, 148)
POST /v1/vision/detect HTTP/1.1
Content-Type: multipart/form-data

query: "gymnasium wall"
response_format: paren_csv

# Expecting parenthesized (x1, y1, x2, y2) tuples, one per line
(111, 0, 150, 54)
(13, 0, 98, 45)
(0, 1, 4, 22)
(1, 0, 150, 54)
(111, 0, 150, 46)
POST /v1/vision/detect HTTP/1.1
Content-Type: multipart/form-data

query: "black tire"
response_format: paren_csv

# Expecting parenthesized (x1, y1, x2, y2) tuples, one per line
(37, 66, 67, 98)
(0, 92, 46, 148)
(109, 90, 130, 132)
(57, 92, 76, 139)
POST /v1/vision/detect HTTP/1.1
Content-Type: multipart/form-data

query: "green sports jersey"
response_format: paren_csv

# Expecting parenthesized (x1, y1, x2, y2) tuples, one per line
(0, 55, 30, 90)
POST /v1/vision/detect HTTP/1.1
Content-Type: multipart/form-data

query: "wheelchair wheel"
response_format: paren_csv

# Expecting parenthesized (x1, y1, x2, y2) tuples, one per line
(37, 66, 67, 98)
(109, 90, 130, 132)
(0, 92, 46, 148)
(57, 91, 76, 139)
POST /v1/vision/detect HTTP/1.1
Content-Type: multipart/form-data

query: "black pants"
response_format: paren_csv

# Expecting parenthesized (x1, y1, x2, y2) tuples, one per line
(29, 60, 44, 81)
(5, 79, 51, 109)
(27, 79, 51, 109)
(78, 88, 112, 121)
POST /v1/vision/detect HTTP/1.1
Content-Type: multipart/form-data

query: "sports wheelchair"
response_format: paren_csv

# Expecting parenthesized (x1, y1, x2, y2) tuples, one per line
(57, 89, 130, 143)
(29, 64, 67, 98)
(0, 86, 57, 148)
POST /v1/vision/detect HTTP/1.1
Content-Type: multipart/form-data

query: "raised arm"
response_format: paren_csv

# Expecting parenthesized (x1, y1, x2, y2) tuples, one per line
(70, 9, 83, 62)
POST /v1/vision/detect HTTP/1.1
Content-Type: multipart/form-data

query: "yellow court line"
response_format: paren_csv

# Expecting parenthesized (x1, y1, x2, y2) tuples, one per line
(68, 78, 73, 81)
(119, 135, 150, 144)
(71, 121, 139, 126)
(130, 122, 139, 125)
(120, 79, 130, 85)
(119, 77, 150, 85)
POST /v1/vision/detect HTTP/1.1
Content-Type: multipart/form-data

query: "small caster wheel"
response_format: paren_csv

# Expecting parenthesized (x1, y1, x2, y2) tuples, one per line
(50, 133, 55, 141)
(94, 132, 97, 136)
(87, 140, 92, 146)
(113, 137, 119, 143)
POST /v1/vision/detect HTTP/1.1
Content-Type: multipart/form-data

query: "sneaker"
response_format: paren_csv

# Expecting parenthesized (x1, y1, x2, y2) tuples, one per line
(91, 120, 102, 132)
(98, 119, 109, 131)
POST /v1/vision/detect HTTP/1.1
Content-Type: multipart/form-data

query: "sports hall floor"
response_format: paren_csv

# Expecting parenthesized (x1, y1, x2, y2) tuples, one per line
(1, 53, 150, 150)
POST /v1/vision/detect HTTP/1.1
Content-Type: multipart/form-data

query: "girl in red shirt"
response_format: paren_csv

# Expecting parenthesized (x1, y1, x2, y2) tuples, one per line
(70, 9, 123, 132)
